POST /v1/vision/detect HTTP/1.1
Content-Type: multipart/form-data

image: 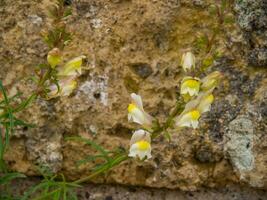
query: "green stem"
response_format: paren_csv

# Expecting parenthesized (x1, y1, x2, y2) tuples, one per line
(36, 68, 53, 95)
(73, 154, 128, 185)
(151, 100, 184, 139)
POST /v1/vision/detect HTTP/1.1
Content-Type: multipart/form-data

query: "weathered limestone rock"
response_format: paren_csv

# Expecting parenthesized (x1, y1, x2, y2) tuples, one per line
(235, 0, 267, 67)
(0, 0, 267, 191)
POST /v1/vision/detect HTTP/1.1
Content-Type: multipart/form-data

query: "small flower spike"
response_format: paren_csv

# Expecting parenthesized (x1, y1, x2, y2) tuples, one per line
(47, 48, 62, 68)
(181, 76, 201, 97)
(48, 78, 77, 98)
(128, 93, 153, 127)
(129, 129, 152, 160)
(201, 71, 222, 91)
(181, 51, 195, 72)
(58, 55, 86, 77)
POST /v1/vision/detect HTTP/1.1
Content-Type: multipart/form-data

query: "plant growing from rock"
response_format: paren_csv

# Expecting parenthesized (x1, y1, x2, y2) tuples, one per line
(127, 53, 222, 160)
(0, 0, 231, 199)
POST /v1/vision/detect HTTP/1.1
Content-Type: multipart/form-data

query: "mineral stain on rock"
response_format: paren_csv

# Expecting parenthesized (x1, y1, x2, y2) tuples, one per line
(128, 63, 153, 79)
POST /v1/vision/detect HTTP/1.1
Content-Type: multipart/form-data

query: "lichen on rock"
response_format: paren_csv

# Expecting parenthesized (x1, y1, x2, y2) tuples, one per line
(235, 0, 267, 67)
(224, 115, 254, 172)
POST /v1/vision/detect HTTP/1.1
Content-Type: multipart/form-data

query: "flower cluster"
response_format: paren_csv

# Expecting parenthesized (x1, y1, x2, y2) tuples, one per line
(47, 48, 86, 98)
(127, 51, 222, 160)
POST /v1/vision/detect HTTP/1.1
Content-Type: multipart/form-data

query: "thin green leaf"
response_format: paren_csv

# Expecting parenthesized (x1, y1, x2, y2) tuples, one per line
(13, 94, 36, 113)
(77, 154, 108, 166)
(0, 172, 26, 185)
(66, 137, 110, 161)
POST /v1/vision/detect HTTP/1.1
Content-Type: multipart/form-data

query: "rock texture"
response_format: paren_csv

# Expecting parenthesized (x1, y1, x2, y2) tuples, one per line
(235, 0, 267, 67)
(0, 0, 267, 192)
(7, 178, 267, 200)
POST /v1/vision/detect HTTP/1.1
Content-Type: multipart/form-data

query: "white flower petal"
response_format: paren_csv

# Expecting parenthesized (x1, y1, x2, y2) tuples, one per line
(130, 130, 150, 146)
(191, 120, 199, 129)
(130, 93, 144, 110)
(130, 108, 148, 125)
(176, 112, 192, 127)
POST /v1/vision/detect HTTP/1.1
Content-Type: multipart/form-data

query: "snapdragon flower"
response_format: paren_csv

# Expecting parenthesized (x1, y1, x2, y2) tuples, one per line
(175, 91, 214, 129)
(176, 109, 201, 129)
(58, 55, 86, 77)
(180, 76, 201, 97)
(128, 93, 153, 127)
(181, 52, 195, 72)
(48, 77, 77, 98)
(128, 129, 152, 160)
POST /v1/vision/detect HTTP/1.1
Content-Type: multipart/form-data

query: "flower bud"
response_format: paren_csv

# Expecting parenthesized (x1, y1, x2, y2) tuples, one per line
(181, 52, 195, 72)
(47, 48, 62, 68)
(201, 71, 222, 91)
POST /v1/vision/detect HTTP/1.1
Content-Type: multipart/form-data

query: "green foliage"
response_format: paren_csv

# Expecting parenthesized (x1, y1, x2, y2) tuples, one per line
(66, 137, 128, 184)
(44, 0, 73, 50)
(201, 56, 214, 71)
(0, 81, 35, 172)
(0, 172, 26, 185)
(34, 64, 61, 99)
(0, 172, 26, 200)
(194, 35, 209, 52)
(22, 171, 80, 200)
(44, 28, 72, 50)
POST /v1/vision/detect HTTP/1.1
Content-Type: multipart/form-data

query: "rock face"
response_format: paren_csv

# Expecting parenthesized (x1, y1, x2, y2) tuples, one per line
(235, 0, 267, 67)
(0, 0, 267, 191)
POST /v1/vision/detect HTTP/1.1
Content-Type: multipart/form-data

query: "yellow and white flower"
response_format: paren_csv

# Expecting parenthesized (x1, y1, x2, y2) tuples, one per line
(128, 129, 152, 159)
(181, 76, 201, 97)
(181, 51, 195, 72)
(201, 71, 222, 91)
(176, 109, 201, 129)
(175, 91, 214, 129)
(47, 48, 62, 68)
(128, 93, 153, 127)
(48, 78, 77, 98)
(58, 55, 86, 77)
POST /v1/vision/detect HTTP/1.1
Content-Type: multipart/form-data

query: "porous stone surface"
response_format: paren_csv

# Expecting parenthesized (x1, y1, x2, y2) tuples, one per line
(5, 178, 267, 200)
(0, 0, 267, 193)
(235, 0, 267, 67)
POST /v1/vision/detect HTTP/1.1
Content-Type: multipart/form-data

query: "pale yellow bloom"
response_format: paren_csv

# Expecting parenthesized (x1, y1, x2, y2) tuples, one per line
(181, 77, 201, 97)
(176, 109, 200, 129)
(201, 71, 222, 91)
(175, 91, 214, 129)
(48, 78, 77, 98)
(181, 52, 195, 72)
(129, 129, 152, 159)
(58, 55, 86, 77)
(47, 48, 62, 68)
(128, 93, 153, 127)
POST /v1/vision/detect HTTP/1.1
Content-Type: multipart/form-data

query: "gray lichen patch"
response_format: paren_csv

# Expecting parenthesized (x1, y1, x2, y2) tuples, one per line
(25, 131, 63, 173)
(224, 116, 254, 173)
(235, 0, 267, 67)
(77, 74, 109, 106)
